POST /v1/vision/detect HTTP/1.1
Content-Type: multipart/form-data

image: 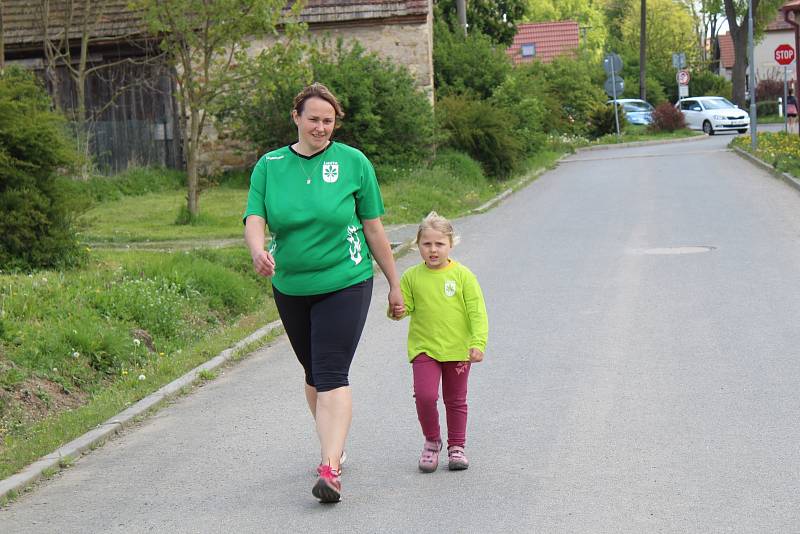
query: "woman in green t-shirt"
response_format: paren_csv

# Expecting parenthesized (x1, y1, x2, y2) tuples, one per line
(243, 83, 403, 503)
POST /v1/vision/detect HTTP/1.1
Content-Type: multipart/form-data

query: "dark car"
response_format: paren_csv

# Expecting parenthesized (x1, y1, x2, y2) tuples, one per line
(607, 98, 655, 125)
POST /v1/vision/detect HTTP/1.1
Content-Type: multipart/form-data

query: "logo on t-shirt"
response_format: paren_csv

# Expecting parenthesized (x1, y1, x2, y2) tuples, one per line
(346, 225, 363, 265)
(444, 280, 456, 297)
(323, 162, 339, 183)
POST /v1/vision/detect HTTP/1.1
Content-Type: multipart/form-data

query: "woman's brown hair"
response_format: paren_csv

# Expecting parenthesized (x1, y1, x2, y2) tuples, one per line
(292, 83, 345, 123)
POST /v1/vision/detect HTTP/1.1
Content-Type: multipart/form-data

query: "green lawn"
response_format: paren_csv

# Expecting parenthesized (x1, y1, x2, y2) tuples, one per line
(78, 187, 247, 243)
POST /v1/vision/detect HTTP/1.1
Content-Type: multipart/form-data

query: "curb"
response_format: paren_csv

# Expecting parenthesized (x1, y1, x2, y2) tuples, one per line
(576, 133, 708, 152)
(731, 146, 800, 194)
(0, 320, 283, 503)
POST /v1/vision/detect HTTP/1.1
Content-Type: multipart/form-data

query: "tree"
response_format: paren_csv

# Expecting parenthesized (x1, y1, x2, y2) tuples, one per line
(436, 0, 527, 45)
(137, 0, 303, 220)
(682, 0, 725, 67)
(723, 0, 784, 107)
(640, 0, 646, 99)
(34, 0, 160, 179)
(0, 1, 5, 72)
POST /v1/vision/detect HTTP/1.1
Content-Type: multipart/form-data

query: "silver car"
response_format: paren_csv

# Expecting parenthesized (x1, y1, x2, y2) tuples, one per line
(608, 98, 655, 125)
(677, 96, 749, 135)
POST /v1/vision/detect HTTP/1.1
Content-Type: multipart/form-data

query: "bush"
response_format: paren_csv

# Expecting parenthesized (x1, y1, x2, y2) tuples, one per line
(757, 100, 779, 116)
(433, 19, 512, 99)
(756, 78, 784, 102)
(0, 67, 83, 271)
(490, 66, 551, 154)
(648, 102, 687, 132)
(689, 70, 733, 101)
(436, 95, 523, 179)
(587, 103, 627, 138)
(224, 39, 434, 168)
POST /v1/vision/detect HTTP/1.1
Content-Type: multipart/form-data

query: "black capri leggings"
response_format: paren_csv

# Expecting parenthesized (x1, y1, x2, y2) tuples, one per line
(272, 278, 373, 392)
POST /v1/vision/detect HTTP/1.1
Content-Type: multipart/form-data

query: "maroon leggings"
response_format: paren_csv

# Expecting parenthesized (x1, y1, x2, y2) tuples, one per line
(412, 353, 471, 448)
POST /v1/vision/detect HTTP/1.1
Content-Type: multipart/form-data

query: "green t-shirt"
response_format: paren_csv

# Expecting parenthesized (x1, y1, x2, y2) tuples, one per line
(243, 141, 385, 296)
(400, 259, 489, 362)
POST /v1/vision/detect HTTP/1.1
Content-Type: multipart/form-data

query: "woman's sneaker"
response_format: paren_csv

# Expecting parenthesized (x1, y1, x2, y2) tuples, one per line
(312, 464, 341, 503)
(418, 440, 442, 473)
(447, 446, 469, 470)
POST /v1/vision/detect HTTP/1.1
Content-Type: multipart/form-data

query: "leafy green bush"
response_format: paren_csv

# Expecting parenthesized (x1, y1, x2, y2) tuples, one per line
(690, 70, 733, 100)
(436, 95, 523, 179)
(757, 100, 779, 116)
(433, 19, 513, 99)
(490, 66, 551, 154)
(587, 102, 627, 138)
(0, 67, 83, 271)
(648, 102, 686, 132)
(225, 39, 434, 167)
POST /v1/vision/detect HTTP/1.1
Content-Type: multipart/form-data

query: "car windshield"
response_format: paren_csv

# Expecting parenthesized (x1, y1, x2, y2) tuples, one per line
(702, 98, 736, 110)
(622, 102, 653, 112)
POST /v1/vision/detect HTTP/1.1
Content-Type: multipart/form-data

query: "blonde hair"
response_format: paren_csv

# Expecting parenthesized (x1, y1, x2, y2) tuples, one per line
(292, 83, 344, 126)
(416, 211, 459, 246)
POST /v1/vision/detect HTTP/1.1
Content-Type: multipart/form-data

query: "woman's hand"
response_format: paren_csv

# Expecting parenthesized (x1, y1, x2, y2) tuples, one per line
(468, 348, 484, 363)
(251, 249, 275, 277)
(388, 286, 405, 318)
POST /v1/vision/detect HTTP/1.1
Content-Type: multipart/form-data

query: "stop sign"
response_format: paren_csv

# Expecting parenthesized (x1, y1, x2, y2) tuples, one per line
(775, 44, 795, 65)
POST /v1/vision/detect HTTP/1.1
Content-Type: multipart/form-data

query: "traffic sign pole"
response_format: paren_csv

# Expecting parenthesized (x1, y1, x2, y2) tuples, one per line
(774, 44, 796, 134)
(785, 66, 789, 133)
(611, 68, 620, 138)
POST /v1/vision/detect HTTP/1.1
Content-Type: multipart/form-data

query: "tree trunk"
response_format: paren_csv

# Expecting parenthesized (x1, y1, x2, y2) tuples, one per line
(639, 0, 646, 100)
(724, 0, 760, 108)
(186, 106, 200, 218)
(0, 0, 5, 73)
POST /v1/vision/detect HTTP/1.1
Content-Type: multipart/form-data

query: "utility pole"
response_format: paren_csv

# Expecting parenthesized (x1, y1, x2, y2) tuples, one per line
(456, 0, 467, 36)
(640, 0, 646, 100)
(748, 0, 757, 149)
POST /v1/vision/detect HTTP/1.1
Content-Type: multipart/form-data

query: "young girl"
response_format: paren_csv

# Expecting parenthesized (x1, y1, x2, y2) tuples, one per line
(390, 212, 489, 472)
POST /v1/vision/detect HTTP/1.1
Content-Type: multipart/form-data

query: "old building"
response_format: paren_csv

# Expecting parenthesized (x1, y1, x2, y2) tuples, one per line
(1, 0, 434, 172)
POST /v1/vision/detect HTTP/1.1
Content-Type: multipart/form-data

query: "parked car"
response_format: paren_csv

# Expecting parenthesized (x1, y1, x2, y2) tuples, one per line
(676, 96, 749, 135)
(607, 98, 655, 125)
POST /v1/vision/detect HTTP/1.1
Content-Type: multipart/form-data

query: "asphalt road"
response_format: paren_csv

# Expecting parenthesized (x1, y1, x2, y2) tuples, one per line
(3, 131, 800, 533)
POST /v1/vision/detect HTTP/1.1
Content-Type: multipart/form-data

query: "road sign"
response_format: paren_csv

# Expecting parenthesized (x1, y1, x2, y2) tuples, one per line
(672, 52, 686, 69)
(603, 53, 623, 75)
(679, 85, 689, 98)
(677, 70, 690, 85)
(604, 76, 624, 97)
(775, 44, 795, 65)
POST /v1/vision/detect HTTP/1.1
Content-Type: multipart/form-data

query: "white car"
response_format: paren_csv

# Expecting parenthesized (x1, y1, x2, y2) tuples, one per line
(677, 96, 750, 135)
(607, 98, 655, 125)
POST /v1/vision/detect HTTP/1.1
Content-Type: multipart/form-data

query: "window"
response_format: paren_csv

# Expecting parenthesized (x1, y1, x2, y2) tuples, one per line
(680, 100, 696, 111)
(521, 44, 536, 57)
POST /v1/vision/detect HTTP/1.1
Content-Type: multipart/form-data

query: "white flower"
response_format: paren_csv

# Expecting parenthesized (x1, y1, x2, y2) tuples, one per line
(52, 367, 58, 372)
(42, 277, 48, 283)
(72, 351, 80, 358)
(138, 374, 146, 381)
(133, 339, 141, 347)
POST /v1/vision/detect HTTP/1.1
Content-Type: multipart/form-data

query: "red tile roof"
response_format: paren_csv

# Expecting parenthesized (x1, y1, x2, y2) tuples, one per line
(718, 32, 735, 69)
(767, 3, 794, 31)
(506, 21, 580, 65)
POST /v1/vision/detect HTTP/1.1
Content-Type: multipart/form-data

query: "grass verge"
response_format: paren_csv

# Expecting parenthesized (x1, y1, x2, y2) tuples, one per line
(730, 131, 800, 177)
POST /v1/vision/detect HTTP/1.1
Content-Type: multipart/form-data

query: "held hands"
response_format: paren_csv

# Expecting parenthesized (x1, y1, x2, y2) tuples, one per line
(468, 348, 484, 363)
(251, 250, 275, 277)
(388, 286, 405, 319)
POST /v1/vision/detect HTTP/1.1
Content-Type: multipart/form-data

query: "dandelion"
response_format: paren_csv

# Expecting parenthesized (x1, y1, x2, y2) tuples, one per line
(42, 278, 48, 283)
(159, 352, 165, 357)
(72, 351, 80, 359)
(138, 374, 146, 381)
(122, 369, 128, 376)
(52, 367, 58, 372)
(133, 338, 141, 347)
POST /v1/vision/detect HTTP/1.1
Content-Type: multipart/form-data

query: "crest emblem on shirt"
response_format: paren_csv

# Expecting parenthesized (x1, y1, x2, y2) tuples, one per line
(444, 280, 456, 297)
(322, 162, 339, 183)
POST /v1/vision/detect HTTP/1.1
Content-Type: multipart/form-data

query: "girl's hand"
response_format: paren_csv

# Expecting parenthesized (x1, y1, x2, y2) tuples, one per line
(388, 287, 405, 318)
(468, 348, 484, 363)
(251, 250, 275, 277)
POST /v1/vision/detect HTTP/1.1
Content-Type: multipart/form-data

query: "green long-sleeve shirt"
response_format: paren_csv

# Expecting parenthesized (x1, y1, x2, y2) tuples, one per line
(399, 259, 488, 362)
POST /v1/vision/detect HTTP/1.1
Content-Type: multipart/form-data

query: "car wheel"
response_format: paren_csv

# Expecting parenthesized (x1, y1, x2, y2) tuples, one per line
(703, 120, 715, 135)
(738, 129, 748, 134)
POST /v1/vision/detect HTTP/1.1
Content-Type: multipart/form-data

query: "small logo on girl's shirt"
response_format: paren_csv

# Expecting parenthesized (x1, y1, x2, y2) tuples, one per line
(444, 280, 456, 297)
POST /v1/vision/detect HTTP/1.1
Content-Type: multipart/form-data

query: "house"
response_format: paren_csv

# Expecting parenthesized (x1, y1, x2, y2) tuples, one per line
(1, 0, 434, 172)
(716, 3, 798, 85)
(505, 21, 580, 65)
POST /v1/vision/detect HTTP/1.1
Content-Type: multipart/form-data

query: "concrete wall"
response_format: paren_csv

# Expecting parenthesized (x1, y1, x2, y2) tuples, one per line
(755, 30, 797, 83)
